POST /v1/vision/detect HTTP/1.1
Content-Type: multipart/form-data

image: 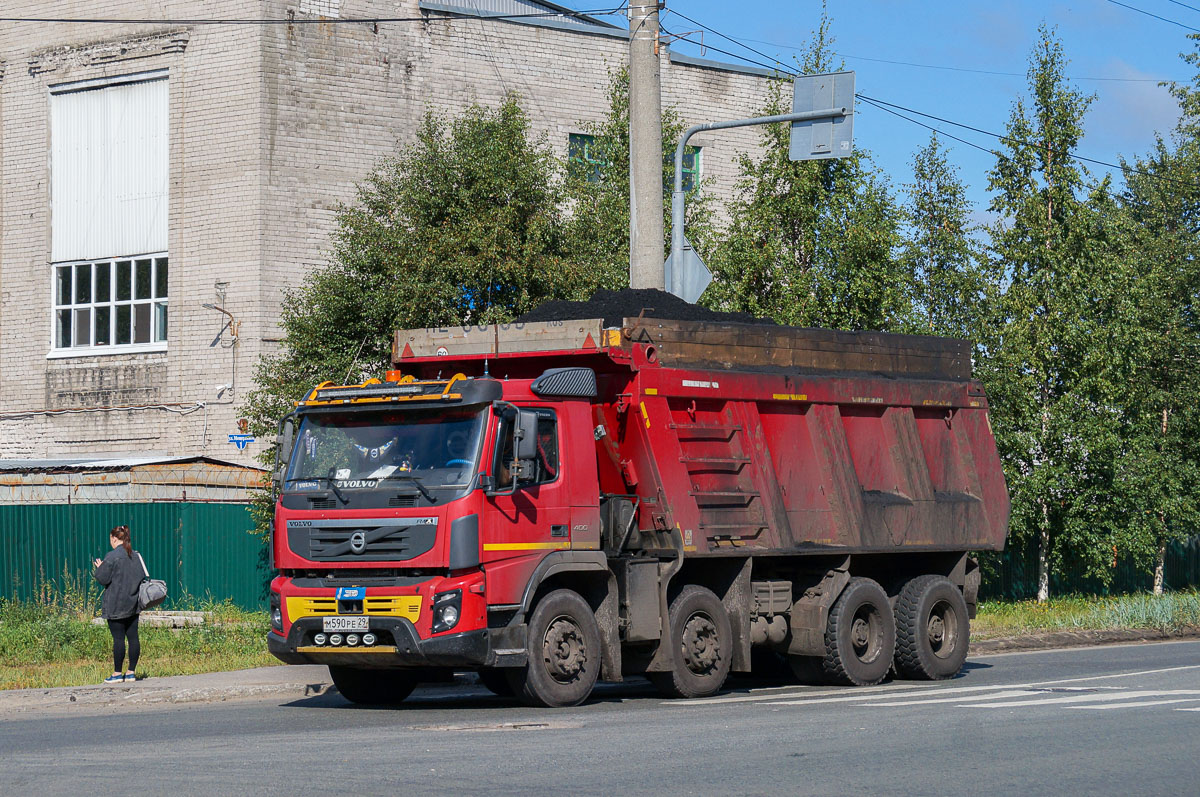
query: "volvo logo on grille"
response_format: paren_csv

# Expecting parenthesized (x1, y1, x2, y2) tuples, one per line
(349, 531, 367, 554)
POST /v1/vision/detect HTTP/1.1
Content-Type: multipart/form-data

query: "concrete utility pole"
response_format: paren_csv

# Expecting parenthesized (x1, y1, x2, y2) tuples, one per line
(628, 1, 665, 290)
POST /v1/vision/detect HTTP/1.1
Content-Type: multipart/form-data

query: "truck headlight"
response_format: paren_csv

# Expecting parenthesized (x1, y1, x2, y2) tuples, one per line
(432, 589, 462, 633)
(270, 593, 283, 632)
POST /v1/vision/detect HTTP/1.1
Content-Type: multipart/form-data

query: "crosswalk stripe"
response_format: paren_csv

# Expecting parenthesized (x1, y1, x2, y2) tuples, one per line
(960, 690, 1200, 708)
(1070, 698, 1200, 710)
(867, 688, 1102, 707)
(672, 682, 921, 706)
(673, 664, 1200, 708)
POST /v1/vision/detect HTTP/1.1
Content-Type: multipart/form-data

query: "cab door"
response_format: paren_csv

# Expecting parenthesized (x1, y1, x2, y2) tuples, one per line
(481, 406, 572, 603)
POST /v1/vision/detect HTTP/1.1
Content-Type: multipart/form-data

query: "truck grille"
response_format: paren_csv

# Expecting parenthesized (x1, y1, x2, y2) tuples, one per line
(285, 517, 438, 562)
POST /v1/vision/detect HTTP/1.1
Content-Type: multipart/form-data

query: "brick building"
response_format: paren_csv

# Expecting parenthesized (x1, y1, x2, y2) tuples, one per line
(0, 0, 775, 468)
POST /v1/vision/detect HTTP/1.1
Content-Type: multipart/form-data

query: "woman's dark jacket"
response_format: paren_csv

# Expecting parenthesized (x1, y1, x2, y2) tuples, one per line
(94, 548, 142, 620)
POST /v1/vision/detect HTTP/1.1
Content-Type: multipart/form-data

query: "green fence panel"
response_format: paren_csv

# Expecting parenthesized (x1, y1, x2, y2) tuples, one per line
(0, 503, 271, 610)
(980, 535, 1200, 600)
(179, 503, 272, 608)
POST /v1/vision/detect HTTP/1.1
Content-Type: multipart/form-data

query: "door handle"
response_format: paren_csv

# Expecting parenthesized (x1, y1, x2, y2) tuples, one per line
(551, 525, 568, 538)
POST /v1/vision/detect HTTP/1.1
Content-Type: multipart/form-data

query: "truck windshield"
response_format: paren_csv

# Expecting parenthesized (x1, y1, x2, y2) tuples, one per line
(285, 406, 486, 493)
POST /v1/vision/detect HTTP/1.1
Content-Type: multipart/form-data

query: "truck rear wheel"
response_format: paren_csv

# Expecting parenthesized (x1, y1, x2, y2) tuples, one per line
(821, 577, 895, 686)
(507, 589, 601, 708)
(329, 666, 419, 705)
(648, 585, 733, 699)
(894, 575, 970, 680)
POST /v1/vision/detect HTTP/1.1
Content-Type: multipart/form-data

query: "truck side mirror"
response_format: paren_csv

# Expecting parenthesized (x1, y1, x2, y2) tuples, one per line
(274, 416, 295, 488)
(515, 410, 538, 461)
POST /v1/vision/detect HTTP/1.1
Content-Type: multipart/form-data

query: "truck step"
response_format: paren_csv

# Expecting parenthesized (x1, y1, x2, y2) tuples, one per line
(689, 490, 761, 499)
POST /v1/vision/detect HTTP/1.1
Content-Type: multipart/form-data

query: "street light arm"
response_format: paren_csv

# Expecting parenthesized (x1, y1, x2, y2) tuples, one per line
(667, 107, 849, 295)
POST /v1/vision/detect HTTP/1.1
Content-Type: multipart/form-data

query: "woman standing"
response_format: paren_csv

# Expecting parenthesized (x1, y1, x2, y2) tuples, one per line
(93, 525, 142, 684)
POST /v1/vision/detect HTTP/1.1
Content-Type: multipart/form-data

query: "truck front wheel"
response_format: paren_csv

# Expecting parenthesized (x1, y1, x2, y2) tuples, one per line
(507, 589, 601, 707)
(821, 577, 895, 686)
(893, 575, 970, 680)
(649, 585, 733, 699)
(329, 666, 419, 705)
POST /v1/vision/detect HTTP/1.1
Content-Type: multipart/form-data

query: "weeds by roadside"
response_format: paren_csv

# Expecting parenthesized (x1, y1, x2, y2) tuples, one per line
(973, 590, 1200, 639)
(0, 581, 277, 690)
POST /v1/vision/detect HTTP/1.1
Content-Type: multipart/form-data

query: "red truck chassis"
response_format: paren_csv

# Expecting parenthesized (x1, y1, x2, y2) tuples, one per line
(267, 318, 1008, 706)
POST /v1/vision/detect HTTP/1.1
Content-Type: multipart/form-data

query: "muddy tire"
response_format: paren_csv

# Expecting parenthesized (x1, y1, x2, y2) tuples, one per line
(821, 577, 895, 686)
(329, 666, 419, 705)
(477, 668, 515, 697)
(648, 585, 733, 699)
(507, 589, 601, 708)
(893, 575, 970, 680)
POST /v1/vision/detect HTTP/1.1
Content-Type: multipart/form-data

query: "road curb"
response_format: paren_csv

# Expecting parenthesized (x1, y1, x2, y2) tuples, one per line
(0, 672, 332, 714)
(971, 625, 1200, 654)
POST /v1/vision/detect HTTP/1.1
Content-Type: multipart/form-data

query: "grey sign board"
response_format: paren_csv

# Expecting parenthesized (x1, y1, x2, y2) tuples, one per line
(664, 236, 712, 304)
(790, 71, 855, 161)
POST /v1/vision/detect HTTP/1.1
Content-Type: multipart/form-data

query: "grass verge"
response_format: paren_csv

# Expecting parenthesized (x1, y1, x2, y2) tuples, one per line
(0, 597, 277, 690)
(5, 587, 1198, 690)
(972, 590, 1200, 640)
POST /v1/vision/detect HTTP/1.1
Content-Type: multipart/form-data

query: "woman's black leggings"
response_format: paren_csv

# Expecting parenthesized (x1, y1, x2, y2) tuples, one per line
(107, 615, 140, 673)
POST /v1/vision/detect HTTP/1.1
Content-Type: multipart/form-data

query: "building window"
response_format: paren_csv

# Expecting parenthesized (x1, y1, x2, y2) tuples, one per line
(681, 146, 702, 192)
(54, 256, 168, 349)
(568, 133, 607, 183)
(50, 72, 168, 354)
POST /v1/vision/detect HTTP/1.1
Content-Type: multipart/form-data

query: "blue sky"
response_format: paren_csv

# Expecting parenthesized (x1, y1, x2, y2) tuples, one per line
(581, 0, 1199, 215)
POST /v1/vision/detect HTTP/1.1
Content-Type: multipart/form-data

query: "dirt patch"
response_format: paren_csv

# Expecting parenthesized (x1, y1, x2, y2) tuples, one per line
(515, 288, 775, 328)
(970, 625, 1200, 654)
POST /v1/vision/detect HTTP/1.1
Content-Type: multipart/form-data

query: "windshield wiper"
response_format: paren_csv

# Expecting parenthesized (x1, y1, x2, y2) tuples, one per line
(324, 469, 350, 505)
(377, 473, 436, 504)
(282, 472, 350, 504)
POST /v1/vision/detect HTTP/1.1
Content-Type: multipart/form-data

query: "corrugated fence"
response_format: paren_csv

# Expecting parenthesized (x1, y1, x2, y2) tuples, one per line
(980, 535, 1200, 600)
(0, 502, 271, 609)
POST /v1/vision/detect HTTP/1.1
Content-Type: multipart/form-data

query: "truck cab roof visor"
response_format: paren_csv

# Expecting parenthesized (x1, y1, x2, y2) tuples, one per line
(530, 367, 598, 398)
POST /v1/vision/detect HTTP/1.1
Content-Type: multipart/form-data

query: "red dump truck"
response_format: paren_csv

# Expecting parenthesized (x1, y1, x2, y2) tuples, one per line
(267, 317, 1009, 706)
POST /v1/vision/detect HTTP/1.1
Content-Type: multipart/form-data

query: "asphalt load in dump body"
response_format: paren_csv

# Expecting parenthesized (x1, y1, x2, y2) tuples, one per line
(514, 288, 775, 328)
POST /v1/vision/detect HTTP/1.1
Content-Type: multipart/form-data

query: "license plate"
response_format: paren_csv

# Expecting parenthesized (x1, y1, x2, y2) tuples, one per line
(323, 615, 369, 632)
(336, 587, 364, 600)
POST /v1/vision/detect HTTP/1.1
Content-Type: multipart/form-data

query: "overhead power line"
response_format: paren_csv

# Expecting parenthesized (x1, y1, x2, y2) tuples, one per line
(0, 7, 626, 25)
(856, 93, 1200, 191)
(1103, 0, 1200, 32)
(661, 10, 1170, 84)
(666, 9, 798, 75)
(1166, 0, 1200, 15)
(659, 23, 794, 75)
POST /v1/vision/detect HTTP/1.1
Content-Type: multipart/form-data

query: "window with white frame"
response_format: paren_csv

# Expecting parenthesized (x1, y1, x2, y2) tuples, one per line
(54, 256, 168, 348)
(49, 72, 168, 354)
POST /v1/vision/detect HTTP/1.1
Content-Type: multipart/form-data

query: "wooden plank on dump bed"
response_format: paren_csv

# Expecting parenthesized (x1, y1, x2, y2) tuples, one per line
(394, 319, 607, 361)
(623, 320, 971, 380)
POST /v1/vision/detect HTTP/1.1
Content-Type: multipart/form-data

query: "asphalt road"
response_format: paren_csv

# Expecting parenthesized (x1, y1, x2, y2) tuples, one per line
(3, 641, 1198, 796)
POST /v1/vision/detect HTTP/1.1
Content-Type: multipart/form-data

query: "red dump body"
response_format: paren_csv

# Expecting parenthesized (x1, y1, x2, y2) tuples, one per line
(394, 318, 1009, 558)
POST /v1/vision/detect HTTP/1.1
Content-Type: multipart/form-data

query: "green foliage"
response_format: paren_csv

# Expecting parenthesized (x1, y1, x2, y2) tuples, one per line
(977, 26, 1118, 593)
(1104, 37, 1200, 579)
(705, 16, 911, 331)
(901, 133, 990, 340)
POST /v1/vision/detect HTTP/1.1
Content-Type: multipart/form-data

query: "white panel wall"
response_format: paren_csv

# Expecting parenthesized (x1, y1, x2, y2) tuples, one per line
(51, 75, 168, 262)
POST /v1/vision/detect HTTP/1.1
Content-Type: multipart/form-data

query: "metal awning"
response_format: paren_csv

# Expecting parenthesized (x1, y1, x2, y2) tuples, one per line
(0, 455, 265, 504)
